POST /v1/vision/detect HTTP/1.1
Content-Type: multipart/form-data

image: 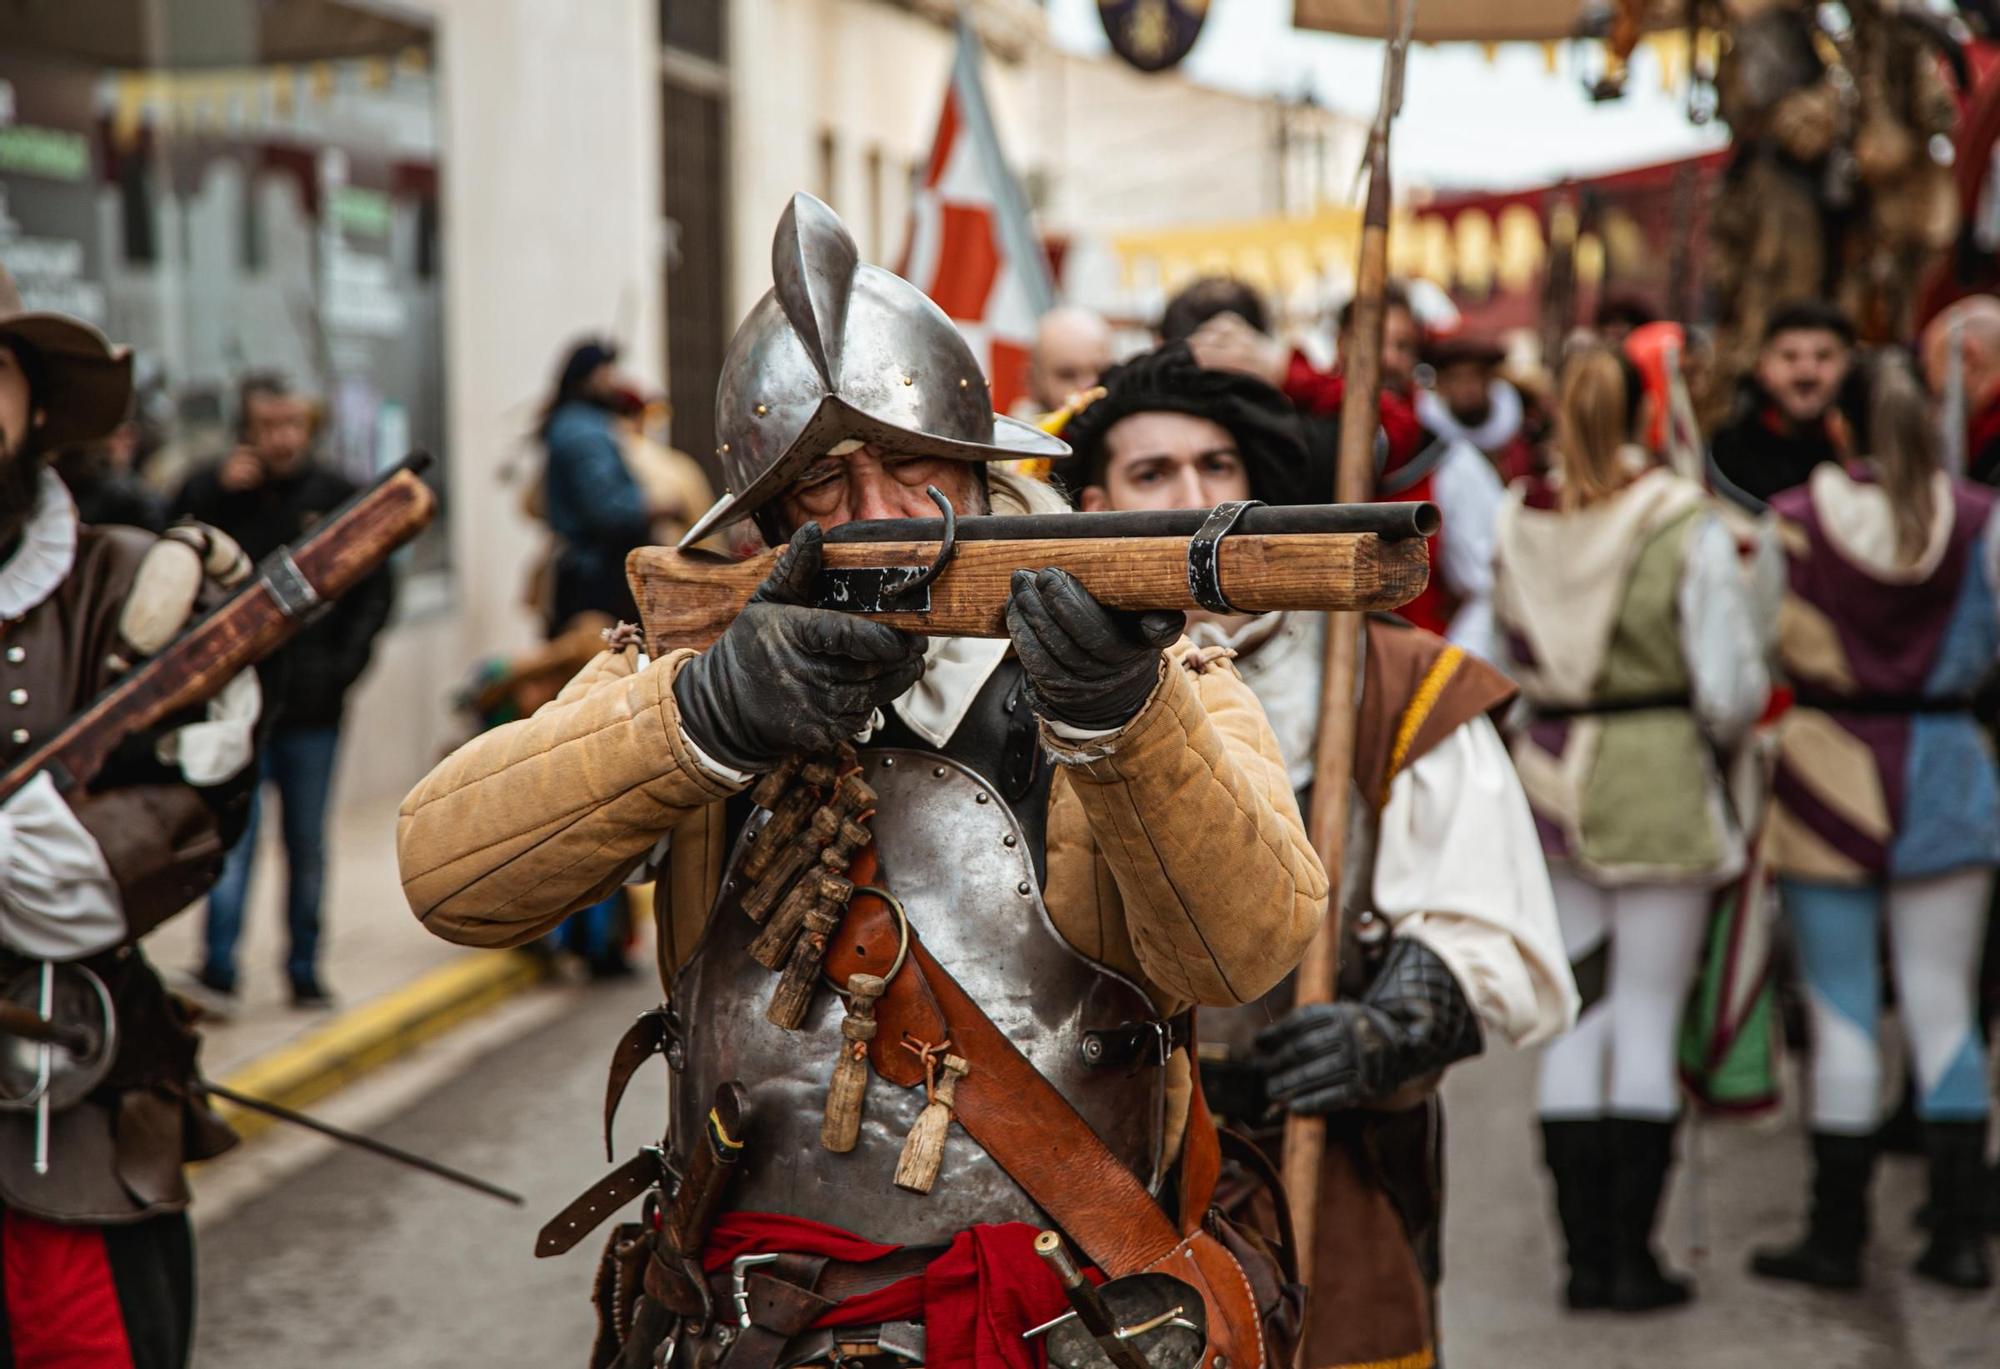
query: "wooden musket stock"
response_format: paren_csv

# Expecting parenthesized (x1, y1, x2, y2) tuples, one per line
(0, 454, 438, 805)
(631, 501, 1437, 655)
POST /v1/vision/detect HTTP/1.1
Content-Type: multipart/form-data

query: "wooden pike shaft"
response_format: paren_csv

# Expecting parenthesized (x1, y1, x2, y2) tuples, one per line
(1284, 0, 1416, 1294)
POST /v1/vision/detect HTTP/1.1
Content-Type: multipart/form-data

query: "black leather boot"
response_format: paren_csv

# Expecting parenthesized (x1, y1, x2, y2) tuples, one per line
(1604, 1117, 1693, 1311)
(1750, 1131, 1875, 1289)
(1542, 1119, 1612, 1309)
(1914, 1121, 1994, 1290)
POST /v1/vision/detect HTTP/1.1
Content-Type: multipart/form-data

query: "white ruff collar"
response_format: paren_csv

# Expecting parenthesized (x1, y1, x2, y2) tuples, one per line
(1417, 381, 1523, 453)
(890, 634, 1011, 749)
(0, 468, 79, 621)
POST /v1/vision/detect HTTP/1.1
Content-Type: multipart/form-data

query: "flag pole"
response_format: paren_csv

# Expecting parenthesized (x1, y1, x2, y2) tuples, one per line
(1284, 0, 1415, 1293)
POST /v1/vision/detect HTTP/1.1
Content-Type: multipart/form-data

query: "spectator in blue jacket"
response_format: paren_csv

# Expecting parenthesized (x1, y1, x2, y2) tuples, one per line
(539, 338, 652, 632)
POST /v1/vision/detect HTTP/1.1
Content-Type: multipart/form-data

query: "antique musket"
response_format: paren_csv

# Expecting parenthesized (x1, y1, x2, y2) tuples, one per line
(630, 494, 1438, 655)
(0, 453, 436, 805)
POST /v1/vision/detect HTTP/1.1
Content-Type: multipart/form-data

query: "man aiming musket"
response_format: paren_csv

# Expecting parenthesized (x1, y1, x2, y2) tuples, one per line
(395, 195, 1441, 1368)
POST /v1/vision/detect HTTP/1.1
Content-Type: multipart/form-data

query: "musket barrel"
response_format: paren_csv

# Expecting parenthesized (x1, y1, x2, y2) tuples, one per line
(821, 499, 1439, 545)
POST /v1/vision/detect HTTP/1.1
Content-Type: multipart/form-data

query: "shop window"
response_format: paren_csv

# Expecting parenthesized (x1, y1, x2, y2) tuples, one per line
(0, 3, 448, 582)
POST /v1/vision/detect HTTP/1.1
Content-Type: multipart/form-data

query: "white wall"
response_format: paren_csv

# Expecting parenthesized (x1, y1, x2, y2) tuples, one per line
(725, 0, 1364, 331)
(338, 0, 665, 801)
(727, 0, 1043, 325)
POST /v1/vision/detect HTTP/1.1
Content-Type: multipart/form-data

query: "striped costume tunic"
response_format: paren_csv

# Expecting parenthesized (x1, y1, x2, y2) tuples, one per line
(1767, 463, 2000, 883)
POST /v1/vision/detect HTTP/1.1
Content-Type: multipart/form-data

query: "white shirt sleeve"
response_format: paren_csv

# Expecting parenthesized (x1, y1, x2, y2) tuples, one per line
(1431, 441, 1502, 661)
(1371, 716, 1578, 1047)
(1677, 514, 1770, 748)
(0, 771, 125, 960)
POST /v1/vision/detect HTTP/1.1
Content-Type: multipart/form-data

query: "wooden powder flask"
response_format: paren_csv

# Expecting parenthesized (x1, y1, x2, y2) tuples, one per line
(630, 500, 1438, 655)
(744, 814, 873, 967)
(749, 867, 853, 971)
(740, 759, 838, 888)
(893, 1053, 968, 1195)
(740, 805, 841, 925)
(820, 973, 887, 1153)
(766, 900, 846, 1030)
(746, 753, 805, 814)
(739, 776, 875, 925)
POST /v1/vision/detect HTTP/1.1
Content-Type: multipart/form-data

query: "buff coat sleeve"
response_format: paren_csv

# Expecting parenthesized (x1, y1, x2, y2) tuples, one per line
(1041, 646, 1329, 1008)
(397, 647, 749, 947)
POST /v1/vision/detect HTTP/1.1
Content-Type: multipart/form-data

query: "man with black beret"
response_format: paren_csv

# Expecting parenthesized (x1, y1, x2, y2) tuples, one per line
(1061, 342, 1575, 1368)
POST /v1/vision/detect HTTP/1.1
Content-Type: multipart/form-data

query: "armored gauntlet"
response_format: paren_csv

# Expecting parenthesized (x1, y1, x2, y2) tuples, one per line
(672, 524, 927, 773)
(1004, 567, 1183, 731)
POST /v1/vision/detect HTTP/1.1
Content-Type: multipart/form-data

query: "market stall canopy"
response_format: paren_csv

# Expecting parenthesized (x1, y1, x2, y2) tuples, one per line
(1292, 0, 1777, 44)
(0, 0, 428, 69)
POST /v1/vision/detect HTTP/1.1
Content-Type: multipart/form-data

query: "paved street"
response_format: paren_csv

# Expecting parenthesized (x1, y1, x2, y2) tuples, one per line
(192, 992, 1999, 1367)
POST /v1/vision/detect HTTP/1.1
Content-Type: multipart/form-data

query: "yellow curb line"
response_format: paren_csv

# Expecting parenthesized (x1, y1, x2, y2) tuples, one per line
(211, 950, 549, 1143)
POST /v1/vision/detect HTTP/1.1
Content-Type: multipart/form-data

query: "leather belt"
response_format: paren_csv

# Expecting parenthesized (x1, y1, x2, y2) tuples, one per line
(1530, 692, 1691, 719)
(707, 1245, 940, 1369)
(1793, 689, 1975, 716)
(602, 1006, 674, 1160)
(539, 1148, 667, 1258)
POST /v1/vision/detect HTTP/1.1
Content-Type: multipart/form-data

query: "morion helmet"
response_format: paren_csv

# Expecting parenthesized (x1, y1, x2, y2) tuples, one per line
(680, 192, 1068, 545)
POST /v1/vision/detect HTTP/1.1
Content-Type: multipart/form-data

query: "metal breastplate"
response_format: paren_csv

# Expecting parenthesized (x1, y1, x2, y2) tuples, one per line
(667, 748, 1168, 1245)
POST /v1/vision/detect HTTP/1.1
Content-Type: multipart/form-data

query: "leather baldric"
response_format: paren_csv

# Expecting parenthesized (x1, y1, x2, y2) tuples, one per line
(822, 847, 1264, 1368)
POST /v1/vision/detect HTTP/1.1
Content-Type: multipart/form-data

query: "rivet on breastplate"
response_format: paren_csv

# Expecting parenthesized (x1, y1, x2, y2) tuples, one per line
(932, 765, 946, 778)
(1016, 881, 1031, 896)
(665, 1039, 686, 1071)
(974, 792, 990, 804)
(1002, 834, 1016, 848)
(4, 646, 22, 664)
(881, 756, 895, 768)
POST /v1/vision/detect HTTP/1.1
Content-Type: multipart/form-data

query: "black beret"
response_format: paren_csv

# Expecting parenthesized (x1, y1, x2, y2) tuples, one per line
(1052, 341, 1310, 506)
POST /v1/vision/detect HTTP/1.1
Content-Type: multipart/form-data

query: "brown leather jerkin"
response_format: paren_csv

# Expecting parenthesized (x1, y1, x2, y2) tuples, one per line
(823, 846, 1266, 1369)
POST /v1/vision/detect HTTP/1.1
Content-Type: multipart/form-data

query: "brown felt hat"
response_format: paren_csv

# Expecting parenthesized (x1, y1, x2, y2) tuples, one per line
(0, 261, 133, 452)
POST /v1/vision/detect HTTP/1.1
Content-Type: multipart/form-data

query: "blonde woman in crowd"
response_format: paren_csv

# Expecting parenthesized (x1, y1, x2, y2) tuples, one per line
(1493, 347, 1768, 1312)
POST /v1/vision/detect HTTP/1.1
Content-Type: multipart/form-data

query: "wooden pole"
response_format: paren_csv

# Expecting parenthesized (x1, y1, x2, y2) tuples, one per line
(1283, 0, 1415, 1295)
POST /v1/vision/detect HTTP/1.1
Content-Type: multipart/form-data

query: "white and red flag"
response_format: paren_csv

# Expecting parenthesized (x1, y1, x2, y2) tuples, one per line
(898, 20, 1055, 416)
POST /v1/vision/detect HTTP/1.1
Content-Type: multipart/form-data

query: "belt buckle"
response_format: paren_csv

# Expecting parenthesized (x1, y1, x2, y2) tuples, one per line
(731, 1252, 782, 1328)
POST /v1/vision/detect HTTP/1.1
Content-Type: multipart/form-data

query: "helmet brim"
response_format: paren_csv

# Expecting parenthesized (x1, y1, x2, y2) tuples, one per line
(679, 399, 1070, 547)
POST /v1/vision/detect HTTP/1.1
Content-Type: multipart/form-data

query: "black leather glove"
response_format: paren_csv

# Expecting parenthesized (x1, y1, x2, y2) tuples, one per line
(672, 524, 927, 773)
(1003, 568, 1183, 731)
(1255, 936, 1483, 1115)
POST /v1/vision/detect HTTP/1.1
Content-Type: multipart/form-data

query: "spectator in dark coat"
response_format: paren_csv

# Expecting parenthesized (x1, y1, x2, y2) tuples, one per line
(171, 373, 394, 1007)
(1710, 301, 1855, 507)
(538, 338, 651, 632)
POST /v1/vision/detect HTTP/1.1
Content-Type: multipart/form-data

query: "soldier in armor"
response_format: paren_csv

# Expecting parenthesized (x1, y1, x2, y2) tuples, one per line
(398, 195, 1328, 1368)
(0, 266, 261, 1366)
(1056, 342, 1576, 1368)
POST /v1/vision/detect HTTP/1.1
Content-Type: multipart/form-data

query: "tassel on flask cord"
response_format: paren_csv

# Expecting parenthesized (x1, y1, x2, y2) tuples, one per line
(820, 973, 887, 1152)
(894, 1053, 968, 1194)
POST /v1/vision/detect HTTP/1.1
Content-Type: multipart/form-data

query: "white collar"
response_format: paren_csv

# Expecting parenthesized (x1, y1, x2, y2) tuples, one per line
(1416, 381, 1523, 453)
(1185, 610, 1287, 657)
(0, 468, 79, 621)
(889, 634, 1012, 749)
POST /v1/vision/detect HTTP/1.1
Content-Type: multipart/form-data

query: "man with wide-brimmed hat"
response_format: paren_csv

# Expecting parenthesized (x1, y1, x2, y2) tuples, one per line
(0, 264, 261, 1367)
(398, 195, 1324, 1367)
(1058, 340, 1575, 1369)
